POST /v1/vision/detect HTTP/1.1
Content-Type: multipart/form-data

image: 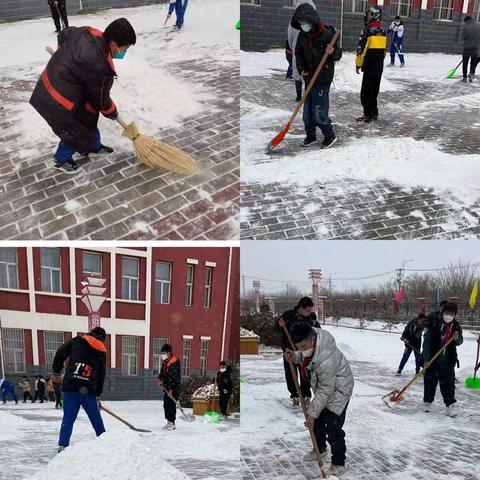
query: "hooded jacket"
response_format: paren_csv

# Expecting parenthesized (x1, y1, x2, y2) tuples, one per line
(52, 333, 107, 397)
(401, 317, 424, 349)
(157, 354, 181, 396)
(19, 379, 32, 393)
(29, 26, 118, 154)
(355, 21, 387, 73)
(294, 328, 354, 417)
(462, 22, 480, 50)
(276, 307, 320, 351)
(291, 4, 342, 87)
(216, 365, 233, 396)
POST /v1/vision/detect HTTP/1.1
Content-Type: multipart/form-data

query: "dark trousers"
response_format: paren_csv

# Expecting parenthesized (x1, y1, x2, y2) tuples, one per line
(164, 393, 177, 423)
(283, 357, 311, 399)
(34, 390, 46, 402)
(462, 47, 478, 78)
(50, 3, 69, 31)
(295, 80, 303, 100)
(360, 71, 382, 119)
(390, 39, 405, 65)
(302, 82, 335, 140)
(2, 386, 18, 403)
(286, 63, 293, 78)
(54, 384, 62, 408)
(314, 405, 348, 466)
(424, 362, 456, 406)
(219, 392, 231, 416)
(23, 392, 34, 403)
(398, 347, 423, 372)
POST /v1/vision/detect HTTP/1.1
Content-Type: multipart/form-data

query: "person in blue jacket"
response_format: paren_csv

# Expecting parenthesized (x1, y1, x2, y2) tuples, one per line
(166, 0, 189, 30)
(1, 379, 19, 404)
(387, 16, 405, 67)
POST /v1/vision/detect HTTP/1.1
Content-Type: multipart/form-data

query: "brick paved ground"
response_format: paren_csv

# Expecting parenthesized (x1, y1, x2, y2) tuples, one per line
(241, 62, 480, 240)
(241, 334, 480, 480)
(0, 31, 239, 240)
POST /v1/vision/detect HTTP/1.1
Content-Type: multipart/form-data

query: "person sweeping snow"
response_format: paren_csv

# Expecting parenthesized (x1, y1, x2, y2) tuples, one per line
(47, 0, 69, 34)
(52, 327, 107, 452)
(461, 16, 480, 83)
(166, 0, 189, 30)
(216, 361, 233, 420)
(30, 18, 136, 174)
(355, 6, 387, 123)
(387, 16, 405, 67)
(286, 322, 354, 478)
(1, 379, 19, 404)
(156, 343, 181, 431)
(422, 302, 463, 417)
(396, 312, 424, 376)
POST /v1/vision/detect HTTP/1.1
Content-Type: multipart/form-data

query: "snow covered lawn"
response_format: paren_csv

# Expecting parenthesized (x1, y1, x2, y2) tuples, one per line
(0, 400, 239, 480)
(241, 324, 480, 479)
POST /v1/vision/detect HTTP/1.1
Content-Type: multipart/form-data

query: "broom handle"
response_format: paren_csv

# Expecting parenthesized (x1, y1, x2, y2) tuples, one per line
(285, 29, 340, 126)
(404, 339, 421, 355)
(474, 335, 480, 380)
(100, 405, 137, 429)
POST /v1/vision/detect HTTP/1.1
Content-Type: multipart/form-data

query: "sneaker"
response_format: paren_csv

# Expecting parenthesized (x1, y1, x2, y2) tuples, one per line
(90, 145, 114, 156)
(395, 370, 402, 376)
(292, 397, 300, 407)
(424, 402, 432, 412)
(468, 73, 474, 83)
(356, 115, 372, 123)
(57, 446, 66, 453)
(326, 465, 346, 477)
(445, 404, 457, 417)
(462, 77, 467, 83)
(301, 136, 317, 147)
(165, 422, 176, 431)
(303, 449, 328, 462)
(304, 397, 311, 406)
(387, 63, 394, 67)
(221, 414, 228, 421)
(322, 136, 337, 149)
(54, 159, 80, 174)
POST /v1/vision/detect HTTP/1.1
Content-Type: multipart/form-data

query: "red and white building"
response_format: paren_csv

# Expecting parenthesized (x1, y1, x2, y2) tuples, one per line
(0, 246, 240, 399)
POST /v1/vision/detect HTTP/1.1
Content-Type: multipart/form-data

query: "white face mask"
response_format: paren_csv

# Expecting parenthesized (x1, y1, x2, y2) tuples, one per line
(161, 354, 169, 361)
(443, 315, 454, 324)
(219, 368, 226, 373)
(301, 23, 312, 33)
(301, 347, 314, 358)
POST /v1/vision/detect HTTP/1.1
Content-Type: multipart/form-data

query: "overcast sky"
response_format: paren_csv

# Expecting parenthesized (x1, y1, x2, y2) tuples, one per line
(241, 240, 479, 293)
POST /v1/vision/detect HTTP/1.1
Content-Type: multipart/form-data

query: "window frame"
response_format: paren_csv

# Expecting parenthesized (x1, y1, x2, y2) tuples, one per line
(185, 264, 195, 307)
(155, 261, 172, 305)
(199, 339, 209, 375)
(204, 267, 213, 308)
(182, 338, 192, 376)
(2, 328, 26, 373)
(40, 247, 62, 293)
(44, 331, 64, 373)
(0, 247, 19, 290)
(390, 0, 412, 17)
(433, 0, 453, 20)
(122, 336, 140, 376)
(82, 251, 102, 277)
(152, 336, 171, 375)
(121, 256, 139, 301)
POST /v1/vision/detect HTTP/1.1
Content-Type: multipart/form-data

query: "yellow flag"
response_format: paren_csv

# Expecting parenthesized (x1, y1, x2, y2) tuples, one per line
(469, 280, 478, 309)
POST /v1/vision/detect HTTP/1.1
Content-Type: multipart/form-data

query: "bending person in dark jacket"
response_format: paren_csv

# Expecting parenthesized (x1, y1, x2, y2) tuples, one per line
(156, 343, 181, 431)
(292, 3, 342, 149)
(276, 296, 320, 406)
(216, 361, 233, 419)
(422, 302, 463, 417)
(396, 312, 425, 375)
(30, 18, 136, 174)
(52, 327, 107, 452)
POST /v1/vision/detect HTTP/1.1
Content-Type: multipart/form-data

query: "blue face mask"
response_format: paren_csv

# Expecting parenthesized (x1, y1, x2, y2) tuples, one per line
(301, 23, 312, 33)
(112, 47, 127, 60)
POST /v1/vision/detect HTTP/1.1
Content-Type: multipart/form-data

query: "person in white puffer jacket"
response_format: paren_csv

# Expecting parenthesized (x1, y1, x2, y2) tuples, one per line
(286, 322, 354, 478)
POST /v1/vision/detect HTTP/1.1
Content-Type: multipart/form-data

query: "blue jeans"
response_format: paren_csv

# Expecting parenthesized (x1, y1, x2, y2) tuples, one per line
(2, 386, 18, 403)
(302, 82, 334, 139)
(314, 404, 348, 466)
(54, 128, 102, 164)
(174, 0, 188, 28)
(286, 64, 293, 78)
(398, 347, 423, 372)
(58, 392, 105, 447)
(390, 39, 405, 64)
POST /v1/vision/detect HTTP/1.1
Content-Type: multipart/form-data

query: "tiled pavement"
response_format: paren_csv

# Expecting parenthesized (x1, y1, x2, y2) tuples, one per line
(241, 352, 480, 480)
(0, 57, 239, 240)
(241, 71, 480, 240)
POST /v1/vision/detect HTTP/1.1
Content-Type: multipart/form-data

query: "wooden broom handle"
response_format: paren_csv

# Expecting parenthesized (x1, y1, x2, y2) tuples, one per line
(100, 405, 136, 429)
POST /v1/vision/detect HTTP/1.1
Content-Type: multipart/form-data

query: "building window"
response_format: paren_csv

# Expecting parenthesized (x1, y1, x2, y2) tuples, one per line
(122, 336, 139, 376)
(204, 267, 213, 308)
(121, 256, 139, 300)
(82, 251, 102, 277)
(155, 262, 172, 304)
(241, 0, 261, 4)
(182, 338, 192, 376)
(473, 0, 480, 21)
(2, 328, 25, 373)
(347, 0, 368, 13)
(40, 248, 61, 293)
(0, 247, 18, 289)
(433, 0, 453, 20)
(390, 0, 412, 16)
(152, 337, 171, 375)
(199, 339, 209, 375)
(185, 264, 195, 306)
(44, 331, 64, 372)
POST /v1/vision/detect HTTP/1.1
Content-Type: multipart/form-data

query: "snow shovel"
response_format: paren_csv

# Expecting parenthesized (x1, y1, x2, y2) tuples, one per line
(382, 336, 456, 408)
(282, 326, 326, 479)
(265, 29, 340, 154)
(162, 387, 196, 422)
(100, 405, 151, 433)
(465, 335, 480, 389)
(55, 4, 66, 31)
(446, 60, 462, 79)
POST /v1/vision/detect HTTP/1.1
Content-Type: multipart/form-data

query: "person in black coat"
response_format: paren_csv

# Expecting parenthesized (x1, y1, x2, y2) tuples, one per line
(30, 18, 136, 174)
(157, 343, 181, 431)
(47, 0, 69, 33)
(396, 313, 425, 375)
(216, 361, 233, 419)
(276, 296, 320, 406)
(291, 3, 342, 149)
(52, 327, 107, 451)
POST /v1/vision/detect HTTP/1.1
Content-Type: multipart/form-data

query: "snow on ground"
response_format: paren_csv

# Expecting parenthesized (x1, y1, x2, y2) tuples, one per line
(3, 0, 239, 151)
(241, 324, 480, 480)
(0, 400, 239, 480)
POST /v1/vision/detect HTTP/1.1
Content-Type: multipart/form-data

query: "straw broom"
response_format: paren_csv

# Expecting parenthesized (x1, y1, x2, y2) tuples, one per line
(46, 46, 196, 174)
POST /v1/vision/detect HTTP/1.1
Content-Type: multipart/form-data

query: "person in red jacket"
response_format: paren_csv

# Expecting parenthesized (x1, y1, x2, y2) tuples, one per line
(30, 18, 136, 174)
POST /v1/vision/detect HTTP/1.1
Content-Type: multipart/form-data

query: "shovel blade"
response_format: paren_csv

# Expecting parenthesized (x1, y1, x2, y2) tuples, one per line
(381, 389, 404, 408)
(265, 123, 291, 154)
(446, 69, 456, 79)
(181, 413, 196, 422)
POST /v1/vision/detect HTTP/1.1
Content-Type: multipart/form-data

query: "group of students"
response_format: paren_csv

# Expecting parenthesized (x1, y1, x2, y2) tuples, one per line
(276, 296, 466, 477)
(1, 375, 62, 407)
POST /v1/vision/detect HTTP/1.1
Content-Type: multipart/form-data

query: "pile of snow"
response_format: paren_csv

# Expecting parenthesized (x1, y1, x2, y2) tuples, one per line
(240, 327, 258, 338)
(192, 384, 219, 399)
(29, 430, 187, 480)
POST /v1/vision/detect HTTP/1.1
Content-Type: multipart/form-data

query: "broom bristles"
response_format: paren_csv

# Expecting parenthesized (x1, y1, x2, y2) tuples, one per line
(122, 121, 197, 175)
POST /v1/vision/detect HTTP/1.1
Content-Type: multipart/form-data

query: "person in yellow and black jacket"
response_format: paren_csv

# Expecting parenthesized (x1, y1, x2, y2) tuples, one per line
(355, 6, 387, 123)
(156, 343, 182, 431)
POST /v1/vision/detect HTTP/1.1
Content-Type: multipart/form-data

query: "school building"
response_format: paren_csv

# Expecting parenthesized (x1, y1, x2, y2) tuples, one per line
(241, 0, 473, 53)
(0, 246, 240, 399)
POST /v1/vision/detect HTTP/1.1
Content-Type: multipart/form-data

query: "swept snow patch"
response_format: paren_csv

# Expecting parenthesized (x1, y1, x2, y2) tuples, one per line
(64, 200, 82, 212)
